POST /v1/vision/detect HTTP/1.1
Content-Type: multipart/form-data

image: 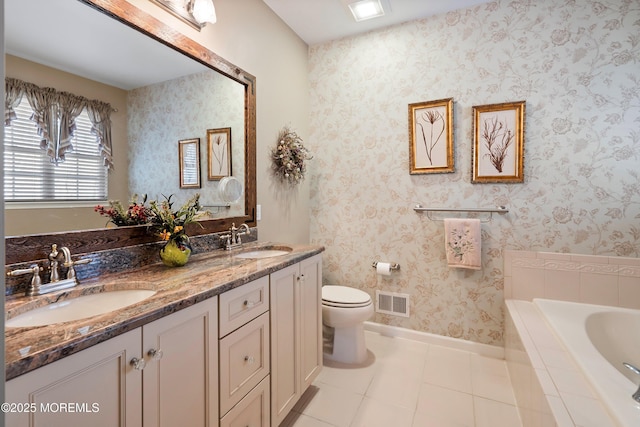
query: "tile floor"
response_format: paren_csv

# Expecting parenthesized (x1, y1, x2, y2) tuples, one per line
(281, 331, 523, 427)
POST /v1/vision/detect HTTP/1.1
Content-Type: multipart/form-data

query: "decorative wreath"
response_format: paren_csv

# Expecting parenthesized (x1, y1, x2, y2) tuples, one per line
(270, 126, 312, 185)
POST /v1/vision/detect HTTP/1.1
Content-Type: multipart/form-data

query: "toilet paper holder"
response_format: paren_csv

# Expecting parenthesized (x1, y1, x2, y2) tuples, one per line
(371, 261, 400, 271)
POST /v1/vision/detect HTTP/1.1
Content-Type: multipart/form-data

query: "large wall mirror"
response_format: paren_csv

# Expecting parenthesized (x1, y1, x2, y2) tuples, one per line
(5, 0, 256, 263)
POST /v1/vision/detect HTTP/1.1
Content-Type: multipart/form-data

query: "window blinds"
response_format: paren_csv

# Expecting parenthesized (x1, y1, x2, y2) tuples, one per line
(4, 99, 108, 202)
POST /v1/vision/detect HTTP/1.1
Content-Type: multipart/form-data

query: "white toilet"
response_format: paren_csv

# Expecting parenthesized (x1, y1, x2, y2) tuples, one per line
(322, 285, 374, 364)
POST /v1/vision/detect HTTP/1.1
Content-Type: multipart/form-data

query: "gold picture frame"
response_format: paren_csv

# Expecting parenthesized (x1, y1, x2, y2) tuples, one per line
(409, 98, 454, 174)
(207, 127, 232, 180)
(149, 0, 204, 31)
(472, 101, 525, 183)
(179, 138, 201, 188)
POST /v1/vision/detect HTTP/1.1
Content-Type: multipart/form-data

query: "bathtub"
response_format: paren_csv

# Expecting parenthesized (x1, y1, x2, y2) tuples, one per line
(533, 299, 640, 427)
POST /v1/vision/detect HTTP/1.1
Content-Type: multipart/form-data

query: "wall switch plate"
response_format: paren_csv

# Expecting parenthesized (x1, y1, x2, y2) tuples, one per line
(256, 204, 261, 221)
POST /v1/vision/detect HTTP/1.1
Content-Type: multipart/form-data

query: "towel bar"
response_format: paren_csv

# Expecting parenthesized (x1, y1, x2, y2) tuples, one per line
(414, 204, 508, 222)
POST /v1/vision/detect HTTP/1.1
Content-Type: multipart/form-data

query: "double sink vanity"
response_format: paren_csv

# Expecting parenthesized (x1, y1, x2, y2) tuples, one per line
(5, 242, 324, 427)
(4, 0, 316, 425)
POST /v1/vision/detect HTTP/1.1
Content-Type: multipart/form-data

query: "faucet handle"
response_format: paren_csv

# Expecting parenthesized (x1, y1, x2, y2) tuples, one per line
(63, 257, 92, 268)
(63, 258, 92, 280)
(7, 264, 42, 278)
(7, 264, 43, 296)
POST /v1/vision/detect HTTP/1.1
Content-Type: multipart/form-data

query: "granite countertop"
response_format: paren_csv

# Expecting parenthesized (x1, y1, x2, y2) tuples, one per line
(5, 241, 324, 381)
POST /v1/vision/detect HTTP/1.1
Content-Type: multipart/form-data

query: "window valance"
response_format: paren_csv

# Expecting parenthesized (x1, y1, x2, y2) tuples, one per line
(4, 77, 114, 169)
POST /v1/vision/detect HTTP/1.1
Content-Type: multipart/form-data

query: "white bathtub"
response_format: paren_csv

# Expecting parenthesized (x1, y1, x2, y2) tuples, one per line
(534, 299, 640, 427)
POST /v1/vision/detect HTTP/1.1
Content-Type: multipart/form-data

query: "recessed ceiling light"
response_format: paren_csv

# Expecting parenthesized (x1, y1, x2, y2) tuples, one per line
(347, 0, 385, 22)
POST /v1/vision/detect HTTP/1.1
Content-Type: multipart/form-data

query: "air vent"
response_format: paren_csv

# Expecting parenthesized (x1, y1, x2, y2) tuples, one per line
(375, 291, 409, 317)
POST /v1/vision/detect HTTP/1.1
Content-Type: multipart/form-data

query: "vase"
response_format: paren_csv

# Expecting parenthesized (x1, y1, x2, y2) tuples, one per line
(159, 236, 192, 267)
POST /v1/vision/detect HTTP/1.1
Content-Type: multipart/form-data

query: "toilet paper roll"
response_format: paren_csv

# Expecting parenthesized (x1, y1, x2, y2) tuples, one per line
(376, 262, 392, 276)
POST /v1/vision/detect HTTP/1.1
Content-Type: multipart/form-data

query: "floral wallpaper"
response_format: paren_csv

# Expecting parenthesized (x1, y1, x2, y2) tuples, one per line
(308, 0, 640, 345)
(128, 69, 245, 215)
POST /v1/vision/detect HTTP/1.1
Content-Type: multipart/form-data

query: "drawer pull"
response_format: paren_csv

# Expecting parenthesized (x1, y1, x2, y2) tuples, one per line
(244, 355, 255, 364)
(243, 299, 256, 308)
(147, 348, 164, 361)
(130, 357, 146, 371)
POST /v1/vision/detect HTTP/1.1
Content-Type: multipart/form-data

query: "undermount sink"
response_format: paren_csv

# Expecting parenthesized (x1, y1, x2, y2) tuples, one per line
(234, 247, 292, 259)
(6, 289, 157, 328)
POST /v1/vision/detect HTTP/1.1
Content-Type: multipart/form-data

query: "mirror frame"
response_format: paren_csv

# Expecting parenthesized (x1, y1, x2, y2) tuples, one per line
(5, 0, 256, 265)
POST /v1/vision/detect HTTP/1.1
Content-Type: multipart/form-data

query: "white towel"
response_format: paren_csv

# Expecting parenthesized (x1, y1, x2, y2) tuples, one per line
(444, 218, 482, 270)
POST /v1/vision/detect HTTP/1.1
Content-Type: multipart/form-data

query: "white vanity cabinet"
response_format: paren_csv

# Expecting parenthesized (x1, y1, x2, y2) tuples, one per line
(270, 254, 323, 426)
(6, 298, 218, 427)
(6, 328, 143, 427)
(5, 251, 325, 427)
(218, 276, 271, 426)
(142, 299, 218, 427)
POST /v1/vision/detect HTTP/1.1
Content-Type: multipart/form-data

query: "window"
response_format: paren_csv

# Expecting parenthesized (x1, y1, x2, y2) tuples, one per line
(4, 99, 108, 202)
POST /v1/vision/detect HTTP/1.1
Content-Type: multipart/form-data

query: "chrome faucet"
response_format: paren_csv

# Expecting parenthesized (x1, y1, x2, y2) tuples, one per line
(59, 246, 87, 280)
(7, 244, 92, 296)
(219, 223, 250, 250)
(623, 362, 640, 403)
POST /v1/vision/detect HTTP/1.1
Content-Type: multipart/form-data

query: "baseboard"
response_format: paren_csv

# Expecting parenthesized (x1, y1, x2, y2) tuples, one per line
(364, 321, 504, 359)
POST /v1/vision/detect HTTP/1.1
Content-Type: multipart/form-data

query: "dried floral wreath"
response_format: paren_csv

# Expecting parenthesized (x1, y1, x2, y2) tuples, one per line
(270, 126, 312, 185)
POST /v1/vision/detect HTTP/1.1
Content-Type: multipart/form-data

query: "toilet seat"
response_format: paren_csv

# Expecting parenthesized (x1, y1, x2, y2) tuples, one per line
(322, 285, 371, 308)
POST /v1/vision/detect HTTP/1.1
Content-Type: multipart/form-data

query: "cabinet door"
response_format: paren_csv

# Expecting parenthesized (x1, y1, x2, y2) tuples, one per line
(270, 263, 301, 426)
(299, 254, 323, 390)
(6, 328, 142, 427)
(142, 299, 218, 427)
(270, 254, 324, 426)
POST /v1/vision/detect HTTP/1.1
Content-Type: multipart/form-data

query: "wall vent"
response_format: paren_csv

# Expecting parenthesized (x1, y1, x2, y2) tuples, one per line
(375, 291, 410, 317)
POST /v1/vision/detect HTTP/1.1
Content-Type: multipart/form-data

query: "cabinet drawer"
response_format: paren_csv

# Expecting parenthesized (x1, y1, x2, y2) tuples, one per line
(219, 276, 269, 337)
(219, 312, 270, 415)
(220, 375, 270, 427)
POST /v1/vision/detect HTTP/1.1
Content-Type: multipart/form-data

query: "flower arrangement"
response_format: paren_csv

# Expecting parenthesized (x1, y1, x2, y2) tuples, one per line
(270, 126, 312, 185)
(95, 194, 205, 267)
(147, 194, 204, 244)
(94, 194, 151, 227)
(95, 193, 205, 242)
(149, 194, 205, 267)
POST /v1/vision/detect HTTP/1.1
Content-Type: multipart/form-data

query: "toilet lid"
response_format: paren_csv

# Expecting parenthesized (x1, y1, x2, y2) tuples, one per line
(322, 285, 371, 306)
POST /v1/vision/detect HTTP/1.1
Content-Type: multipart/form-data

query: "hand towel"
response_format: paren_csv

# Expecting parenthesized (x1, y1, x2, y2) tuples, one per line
(444, 218, 481, 270)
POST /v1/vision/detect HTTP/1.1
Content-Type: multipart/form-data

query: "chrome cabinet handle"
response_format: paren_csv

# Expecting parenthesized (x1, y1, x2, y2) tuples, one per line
(624, 362, 640, 376)
(130, 357, 146, 371)
(623, 362, 640, 403)
(148, 348, 164, 361)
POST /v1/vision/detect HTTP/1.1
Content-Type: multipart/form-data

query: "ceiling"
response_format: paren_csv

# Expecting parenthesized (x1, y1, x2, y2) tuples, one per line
(4, 0, 493, 90)
(5, 0, 206, 90)
(262, 0, 493, 45)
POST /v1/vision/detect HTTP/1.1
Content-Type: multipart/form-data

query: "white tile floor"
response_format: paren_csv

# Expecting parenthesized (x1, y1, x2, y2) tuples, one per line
(281, 331, 523, 427)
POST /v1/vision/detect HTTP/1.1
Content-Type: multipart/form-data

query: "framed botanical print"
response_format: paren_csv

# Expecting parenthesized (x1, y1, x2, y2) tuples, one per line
(178, 138, 201, 188)
(472, 101, 525, 183)
(409, 98, 454, 174)
(207, 127, 232, 180)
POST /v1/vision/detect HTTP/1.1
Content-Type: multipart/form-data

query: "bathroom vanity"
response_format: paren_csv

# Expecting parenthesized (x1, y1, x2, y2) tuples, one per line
(5, 243, 324, 427)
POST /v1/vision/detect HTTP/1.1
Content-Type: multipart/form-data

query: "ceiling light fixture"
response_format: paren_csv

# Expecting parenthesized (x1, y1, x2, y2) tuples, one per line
(189, 0, 216, 25)
(347, 0, 385, 22)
